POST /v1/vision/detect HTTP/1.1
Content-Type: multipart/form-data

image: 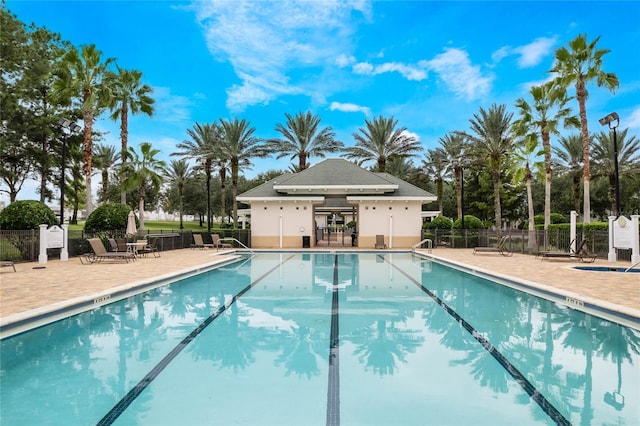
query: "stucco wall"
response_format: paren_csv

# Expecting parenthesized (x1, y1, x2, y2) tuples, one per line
(357, 200, 423, 248)
(249, 202, 315, 248)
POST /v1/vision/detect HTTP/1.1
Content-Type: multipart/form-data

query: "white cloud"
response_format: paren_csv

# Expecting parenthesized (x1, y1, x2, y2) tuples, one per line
(401, 129, 420, 142)
(329, 101, 371, 116)
(514, 36, 557, 67)
(492, 36, 557, 68)
(336, 54, 356, 68)
(421, 48, 493, 100)
(352, 61, 427, 81)
(152, 86, 193, 123)
(627, 106, 640, 129)
(194, 1, 371, 112)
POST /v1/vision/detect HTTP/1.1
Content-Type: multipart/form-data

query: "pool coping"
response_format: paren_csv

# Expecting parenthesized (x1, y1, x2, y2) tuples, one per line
(422, 252, 640, 330)
(0, 254, 242, 339)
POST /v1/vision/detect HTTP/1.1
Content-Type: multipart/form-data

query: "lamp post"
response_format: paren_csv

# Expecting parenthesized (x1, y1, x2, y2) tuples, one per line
(58, 118, 82, 225)
(599, 112, 620, 217)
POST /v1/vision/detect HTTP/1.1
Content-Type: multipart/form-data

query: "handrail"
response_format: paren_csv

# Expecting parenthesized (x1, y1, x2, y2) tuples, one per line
(625, 259, 640, 273)
(412, 239, 432, 253)
(220, 237, 254, 255)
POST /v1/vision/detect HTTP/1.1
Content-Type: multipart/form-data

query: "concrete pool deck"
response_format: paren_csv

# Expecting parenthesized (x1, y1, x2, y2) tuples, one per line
(1, 248, 638, 328)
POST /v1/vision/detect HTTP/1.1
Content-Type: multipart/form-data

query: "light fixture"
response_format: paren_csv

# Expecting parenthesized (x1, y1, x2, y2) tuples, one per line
(58, 118, 82, 225)
(599, 112, 620, 217)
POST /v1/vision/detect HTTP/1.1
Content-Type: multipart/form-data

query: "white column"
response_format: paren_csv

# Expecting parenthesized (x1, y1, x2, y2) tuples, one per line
(38, 224, 48, 264)
(570, 211, 577, 253)
(60, 224, 69, 261)
(608, 216, 617, 262)
(631, 215, 640, 264)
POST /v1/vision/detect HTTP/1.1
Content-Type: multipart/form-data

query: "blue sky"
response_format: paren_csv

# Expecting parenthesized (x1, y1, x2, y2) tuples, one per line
(4, 0, 640, 205)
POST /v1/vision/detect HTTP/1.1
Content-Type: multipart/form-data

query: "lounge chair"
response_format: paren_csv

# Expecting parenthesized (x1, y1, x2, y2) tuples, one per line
(212, 234, 232, 249)
(138, 237, 160, 258)
(1, 260, 16, 272)
(539, 239, 596, 262)
(192, 234, 214, 249)
(473, 236, 512, 256)
(87, 238, 135, 263)
(375, 235, 387, 249)
(115, 238, 128, 252)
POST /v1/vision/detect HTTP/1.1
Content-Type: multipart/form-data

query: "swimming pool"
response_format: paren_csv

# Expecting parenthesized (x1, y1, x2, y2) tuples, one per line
(1, 252, 638, 425)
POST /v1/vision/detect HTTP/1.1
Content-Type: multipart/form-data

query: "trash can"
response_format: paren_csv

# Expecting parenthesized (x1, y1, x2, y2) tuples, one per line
(302, 236, 310, 248)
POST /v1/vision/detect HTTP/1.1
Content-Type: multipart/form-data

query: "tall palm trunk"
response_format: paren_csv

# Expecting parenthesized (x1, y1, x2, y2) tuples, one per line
(525, 164, 536, 249)
(138, 185, 145, 231)
(120, 104, 129, 204)
(455, 166, 463, 219)
(219, 167, 227, 224)
(541, 128, 552, 230)
(492, 165, 502, 232)
(577, 80, 591, 223)
(82, 105, 94, 215)
(231, 159, 239, 228)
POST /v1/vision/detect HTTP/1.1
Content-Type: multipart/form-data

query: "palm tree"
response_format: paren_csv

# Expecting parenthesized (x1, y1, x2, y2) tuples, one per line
(592, 128, 640, 215)
(218, 117, 267, 227)
(514, 81, 579, 230)
(511, 136, 544, 249)
(553, 134, 584, 215)
(173, 122, 223, 232)
(106, 66, 155, 204)
(460, 104, 514, 230)
(121, 142, 166, 231)
(422, 149, 448, 214)
(550, 34, 619, 223)
(52, 44, 115, 215)
(345, 115, 422, 172)
(93, 144, 118, 204)
(265, 111, 343, 171)
(438, 132, 467, 220)
(163, 159, 191, 230)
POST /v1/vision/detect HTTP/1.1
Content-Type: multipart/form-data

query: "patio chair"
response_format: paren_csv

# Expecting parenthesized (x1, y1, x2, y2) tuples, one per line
(115, 238, 128, 252)
(539, 239, 595, 262)
(138, 237, 161, 258)
(375, 235, 387, 249)
(1, 260, 16, 272)
(212, 234, 232, 249)
(473, 235, 512, 256)
(192, 234, 214, 249)
(108, 238, 120, 252)
(87, 238, 135, 263)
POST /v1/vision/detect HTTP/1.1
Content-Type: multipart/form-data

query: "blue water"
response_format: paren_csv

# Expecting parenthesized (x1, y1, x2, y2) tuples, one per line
(1, 252, 638, 425)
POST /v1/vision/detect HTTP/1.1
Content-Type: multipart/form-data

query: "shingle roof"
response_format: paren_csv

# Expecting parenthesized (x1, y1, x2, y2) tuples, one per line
(237, 158, 436, 201)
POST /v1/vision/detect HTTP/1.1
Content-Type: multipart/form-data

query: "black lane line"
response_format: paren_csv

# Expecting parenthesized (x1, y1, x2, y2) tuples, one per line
(97, 255, 295, 426)
(385, 255, 571, 426)
(326, 253, 340, 426)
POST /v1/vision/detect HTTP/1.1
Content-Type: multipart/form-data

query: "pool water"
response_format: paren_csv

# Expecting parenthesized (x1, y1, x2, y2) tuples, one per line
(1, 252, 638, 425)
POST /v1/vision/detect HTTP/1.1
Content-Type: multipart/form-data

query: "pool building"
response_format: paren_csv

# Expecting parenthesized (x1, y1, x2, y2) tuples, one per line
(237, 158, 437, 248)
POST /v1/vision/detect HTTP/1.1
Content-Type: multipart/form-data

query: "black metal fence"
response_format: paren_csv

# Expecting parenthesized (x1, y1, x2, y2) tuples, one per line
(421, 228, 634, 262)
(0, 229, 252, 263)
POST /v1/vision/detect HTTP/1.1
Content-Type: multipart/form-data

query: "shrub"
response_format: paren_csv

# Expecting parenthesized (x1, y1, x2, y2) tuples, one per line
(84, 203, 134, 232)
(534, 213, 568, 225)
(346, 220, 356, 229)
(426, 216, 453, 230)
(0, 200, 57, 230)
(453, 215, 484, 229)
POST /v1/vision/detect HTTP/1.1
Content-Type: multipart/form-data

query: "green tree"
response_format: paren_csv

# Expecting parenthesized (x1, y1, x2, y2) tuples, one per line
(422, 149, 448, 215)
(511, 136, 544, 248)
(173, 122, 224, 231)
(53, 43, 115, 215)
(438, 132, 467, 220)
(550, 34, 619, 223)
(345, 115, 422, 172)
(460, 104, 514, 230)
(265, 111, 343, 171)
(93, 144, 118, 204)
(514, 81, 579, 230)
(218, 117, 267, 228)
(553, 134, 584, 215)
(163, 159, 191, 229)
(592, 128, 640, 215)
(106, 66, 155, 204)
(122, 142, 166, 231)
